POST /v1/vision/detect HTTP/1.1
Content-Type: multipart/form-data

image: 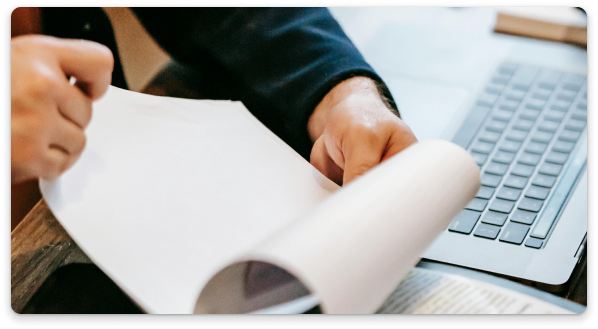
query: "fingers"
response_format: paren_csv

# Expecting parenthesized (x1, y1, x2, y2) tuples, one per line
(341, 127, 387, 185)
(41, 118, 86, 180)
(49, 37, 114, 99)
(312, 116, 418, 186)
(50, 116, 87, 157)
(381, 121, 418, 162)
(41, 147, 70, 180)
(57, 83, 93, 128)
(310, 137, 344, 185)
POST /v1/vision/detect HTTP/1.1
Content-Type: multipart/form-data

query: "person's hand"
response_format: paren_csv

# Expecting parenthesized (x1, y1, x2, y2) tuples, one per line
(308, 77, 418, 186)
(11, 35, 113, 184)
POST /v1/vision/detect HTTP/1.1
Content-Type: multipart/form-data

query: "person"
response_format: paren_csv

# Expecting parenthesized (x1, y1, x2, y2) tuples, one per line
(11, 8, 417, 223)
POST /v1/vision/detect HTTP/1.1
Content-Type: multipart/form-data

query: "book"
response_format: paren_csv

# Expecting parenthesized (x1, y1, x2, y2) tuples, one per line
(39, 87, 574, 314)
(494, 7, 587, 47)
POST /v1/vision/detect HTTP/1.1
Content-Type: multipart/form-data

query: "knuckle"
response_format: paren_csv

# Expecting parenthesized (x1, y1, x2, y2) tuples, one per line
(350, 163, 373, 176)
(29, 67, 61, 96)
(348, 122, 383, 144)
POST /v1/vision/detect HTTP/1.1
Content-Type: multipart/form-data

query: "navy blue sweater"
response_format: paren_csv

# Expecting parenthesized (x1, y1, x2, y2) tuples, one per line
(41, 8, 392, 159)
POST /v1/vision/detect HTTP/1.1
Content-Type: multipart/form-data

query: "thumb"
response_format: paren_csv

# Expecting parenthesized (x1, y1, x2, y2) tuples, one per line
(310, 136, 344, 186)
(342, 135, 385, 185)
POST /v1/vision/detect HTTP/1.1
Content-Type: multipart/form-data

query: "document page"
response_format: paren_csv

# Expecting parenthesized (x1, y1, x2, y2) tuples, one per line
(197, 140, 481, 314)
(40, 87, 339, 313)
(377, 267, 573, 314)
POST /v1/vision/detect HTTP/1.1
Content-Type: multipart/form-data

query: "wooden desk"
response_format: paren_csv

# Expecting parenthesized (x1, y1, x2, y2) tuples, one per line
(11, 61, 587, 313)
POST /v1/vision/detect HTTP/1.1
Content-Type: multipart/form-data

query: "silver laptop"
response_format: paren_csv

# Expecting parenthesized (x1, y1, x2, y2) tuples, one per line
(351, 10, 587, 288)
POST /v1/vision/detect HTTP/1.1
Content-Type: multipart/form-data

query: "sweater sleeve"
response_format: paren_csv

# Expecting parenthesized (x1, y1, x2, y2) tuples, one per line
(132, 8, 394, 158)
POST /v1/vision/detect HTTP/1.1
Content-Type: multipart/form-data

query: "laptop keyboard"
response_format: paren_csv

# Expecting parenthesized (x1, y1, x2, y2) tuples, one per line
(448, 63, 587, 249)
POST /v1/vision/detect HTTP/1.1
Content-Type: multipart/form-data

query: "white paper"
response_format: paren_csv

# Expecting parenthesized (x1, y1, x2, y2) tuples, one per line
(377, 267, 573, 314)
(40, 87, 339, 314)
(197, 140, 480, 314)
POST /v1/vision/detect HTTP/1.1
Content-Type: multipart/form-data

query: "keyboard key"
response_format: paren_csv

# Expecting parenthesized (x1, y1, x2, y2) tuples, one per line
(565, 119, 586, 132)
(486, 120, 508, 133)
(506, 89, 526, 101)
(531, 131, 553, 143)
(499, 140, 521, 153)
(479, 131, 501, 143)
(538, 162, 563, 176)
(471, 141, 495, 154)
(499, 222, 530, 245)
(525, 185, 550, 200)
(499, 100, 520, 112)
(537, 120, 559, 132)
(496, 186, 522, 201)
(531, 141, 586, 239)
(550, 100, 572, 112)
(571, 111, 587, 121)
(498, 63, 517, 75)
(492, 76, 510, 85)
(545, 151, 568, 165)
(524, 99, 546, 111)
(532, 174, 556, 188)
(518, 197, 544, 212)
(511, 209, 537, 225)
(453, 106, 491, 149)
(471, 152, 488, 166)
(511, 67, 538, 90)
(525, 141, 547, 155)
(504, 175, 528, 189)
(466, 198, 488, 212)
(489, 199, 515, 213)
(562, 82, 582, 92)
(558, 130, 580, 143)
(518, 153, 541, 166)
(449, 210, 481, 234)
(486, 83, 505, 95)
(531, 89, 551, 100)
(519, 109, 540, 121)
(562, 73, 585, 84)
(511, 164, 535, 177)
(476, 186, 495, 200)
(482, 211, 508, 226)
(477, 93, 499, 107)
(513, 120, 534, 131)
(544, 110, 565, 122)
(512, 83, 530, 92)
(557, 90, 577, 102)
(481, 173, 502, 187)
(552, 140, 575, 153)
(493, 151, 515, 164)
(474, 224, 501, 240)
(576, 101, 587, 110)
(538, 81, 557, 90)
(493, 110, 513, 122)
(505, 129, 527, 142)
(525, 238, 543, 249)
(537, 70, 561, 85)
(485, 162, 508, 176)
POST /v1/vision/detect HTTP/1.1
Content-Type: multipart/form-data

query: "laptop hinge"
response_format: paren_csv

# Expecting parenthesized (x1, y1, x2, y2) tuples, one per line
(574, 233, 587, 259)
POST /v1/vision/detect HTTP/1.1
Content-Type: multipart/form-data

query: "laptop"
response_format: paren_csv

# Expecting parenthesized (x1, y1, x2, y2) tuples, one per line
(353, 11, 587, 289)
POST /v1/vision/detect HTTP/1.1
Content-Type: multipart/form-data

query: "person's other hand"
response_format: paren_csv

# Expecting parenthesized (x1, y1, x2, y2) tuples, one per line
(11, 35, 113, 184)
(308, 77, 418, 186)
